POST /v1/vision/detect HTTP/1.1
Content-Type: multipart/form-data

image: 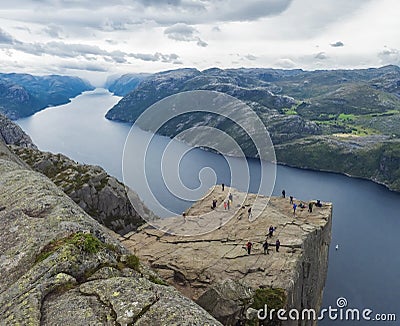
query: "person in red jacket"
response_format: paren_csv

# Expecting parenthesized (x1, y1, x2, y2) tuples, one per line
(245, 241, 253, 255)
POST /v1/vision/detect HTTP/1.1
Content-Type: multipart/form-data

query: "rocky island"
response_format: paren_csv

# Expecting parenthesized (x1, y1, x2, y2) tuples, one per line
(120, 186, 333, 325)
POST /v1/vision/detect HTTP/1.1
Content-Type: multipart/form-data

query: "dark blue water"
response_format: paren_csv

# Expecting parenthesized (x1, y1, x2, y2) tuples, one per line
(17, 89, 400, 324)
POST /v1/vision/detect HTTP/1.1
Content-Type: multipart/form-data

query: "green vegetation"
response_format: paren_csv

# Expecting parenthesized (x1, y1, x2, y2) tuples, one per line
(251, 288, 287, 311)
(124, 254, 140, 272)
(35, 232, 107, 263)
(247, 288, 287, 326)
(148, 274, 168, 286)
(275, 138, 400, 192)
(282, 105, 298, 115)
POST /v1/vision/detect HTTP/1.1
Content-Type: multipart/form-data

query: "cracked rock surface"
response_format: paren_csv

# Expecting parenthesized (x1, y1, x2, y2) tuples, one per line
(121, 186, 333, 325)
(0, 141, 221, 326)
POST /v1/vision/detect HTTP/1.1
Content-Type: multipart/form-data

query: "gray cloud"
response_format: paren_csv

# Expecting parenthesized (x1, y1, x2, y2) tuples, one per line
(330, 41, 344, 47)
(244, 54, 257, 61)
(217, 0, 292, 21)
(129, 52, 182, 64)
(3, 34, 182, 65)
(42, 24, 63, 38)
(378, 47, 400, 65)
(315, 52, 328, 60)
(164, 23, 208, 47)
(0, 28, 17, 44)
(1, 0, 293, 29)
(275, 58, 296, 68)
(60, 62, 109, 72)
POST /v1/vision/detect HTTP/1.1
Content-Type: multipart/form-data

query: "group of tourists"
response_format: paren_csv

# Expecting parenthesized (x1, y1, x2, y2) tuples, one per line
(213, 184, 234, 211)
(282, 189, 322, 217)
(244, 224, 280, 255)
(244, 237, 280, 255)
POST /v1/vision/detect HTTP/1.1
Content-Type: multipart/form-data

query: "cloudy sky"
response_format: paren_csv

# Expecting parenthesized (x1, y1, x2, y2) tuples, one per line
(0, 0, 399, 85)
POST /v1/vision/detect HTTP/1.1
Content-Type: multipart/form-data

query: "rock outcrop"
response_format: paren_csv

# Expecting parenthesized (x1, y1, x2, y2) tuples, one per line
(0, 140, 221, 325)
(12, 146, 157, 235)
(0, 113, 37, 148)
(121, 186, 333, 325)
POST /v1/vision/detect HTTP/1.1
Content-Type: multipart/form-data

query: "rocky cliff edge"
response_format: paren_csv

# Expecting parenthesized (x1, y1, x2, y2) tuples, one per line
(121, 186, 333, 325)
(0, 141, 221, 325)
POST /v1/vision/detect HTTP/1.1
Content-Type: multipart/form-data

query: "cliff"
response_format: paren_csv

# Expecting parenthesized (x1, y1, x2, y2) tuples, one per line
(0, 140, 221, 325)
(11, 146, 157, 235)
(0, 113, 37, 148)
(121, 186, 333, 325)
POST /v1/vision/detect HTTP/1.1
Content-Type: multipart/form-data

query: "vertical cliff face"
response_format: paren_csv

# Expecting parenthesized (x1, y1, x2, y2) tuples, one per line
(0, 141, 222, 325)
(121, 186, 333, 325)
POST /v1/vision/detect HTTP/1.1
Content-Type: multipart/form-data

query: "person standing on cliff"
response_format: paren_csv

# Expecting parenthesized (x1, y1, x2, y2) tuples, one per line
(290, 196, 293, 204)
(308, 202, 313, 213)
(268, 225, 275, 237)
(247, 207, 252, 219)
(282, 189, 286, 198)
(224, 201, 227, 210)
(246, 241, 253, 255)
(222, 183, 225, 191)
(227, 199, 230, 210)
(293, 203, 297, 217)
(263, 239, 269, 254)
(229, 192, 233, 203)
(276, 239, 281, 252)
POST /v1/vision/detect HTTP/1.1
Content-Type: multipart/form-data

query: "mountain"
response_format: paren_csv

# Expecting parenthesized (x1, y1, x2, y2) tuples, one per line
(0, 73, 94, 119)
(106, 65, 400, 191)
(105, 73, 150, 96)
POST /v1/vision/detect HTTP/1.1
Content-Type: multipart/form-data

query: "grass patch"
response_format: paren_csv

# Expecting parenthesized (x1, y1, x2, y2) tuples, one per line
(249, 288, 287, 326)
(251, 288, 287, 311)
(35, 232, 106, 264)
(125, 254, 140, 272)
(148, 274, 168, 286)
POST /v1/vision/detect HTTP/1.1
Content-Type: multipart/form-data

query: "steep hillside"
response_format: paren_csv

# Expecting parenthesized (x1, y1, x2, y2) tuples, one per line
(106, 65, 400, 191)
(0, 73, 94, 119)
(105, 73, 150, 96)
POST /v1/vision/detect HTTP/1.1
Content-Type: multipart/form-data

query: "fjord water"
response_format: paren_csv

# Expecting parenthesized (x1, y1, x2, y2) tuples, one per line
(17, 89, 399, 324)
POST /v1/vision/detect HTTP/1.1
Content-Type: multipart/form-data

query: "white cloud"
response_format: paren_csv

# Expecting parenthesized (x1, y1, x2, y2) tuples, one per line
(164, 23, 208, 47)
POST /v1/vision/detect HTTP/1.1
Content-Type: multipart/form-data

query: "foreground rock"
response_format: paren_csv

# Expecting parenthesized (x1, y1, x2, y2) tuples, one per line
(12, 146, 156, 235)
(122, 186, 333, 325)
(0, 113, 37, 148)
(0, 141, 221, 325)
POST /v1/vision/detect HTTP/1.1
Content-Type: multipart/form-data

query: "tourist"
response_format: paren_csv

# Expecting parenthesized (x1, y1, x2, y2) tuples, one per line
(282, 189, 286, 198)
(268, 225, 275, 237)
(246, 241, 253, 255)
(212, 199, 217, 210)
(263, 239, 269, 255)
(227, 199, 230, 210)
(293, 203, 297, 216)
(224, 201, 227, 210)
(222, 183, 225, 191)
(229, 193, 233, 203)
(316, 199, 322, 207)
(276, 239, 280, 252)
(248, 207, 252, 219)
(308, 202, 313, 213)
(289, 196, 293, 204)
